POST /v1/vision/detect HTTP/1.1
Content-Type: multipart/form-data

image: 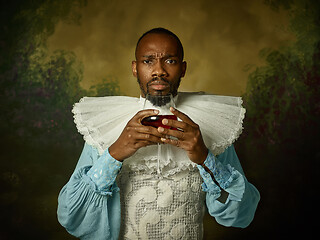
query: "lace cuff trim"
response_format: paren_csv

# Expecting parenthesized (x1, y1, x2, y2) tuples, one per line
(197, 151, 245, 201)
(223, 169, 245, 202)
(86, 148, 122, 196)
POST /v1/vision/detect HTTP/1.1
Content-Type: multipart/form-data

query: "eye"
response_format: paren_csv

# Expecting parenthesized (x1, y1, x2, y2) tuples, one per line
(165, 59, 177, 64)
(143, 59, 153, 64)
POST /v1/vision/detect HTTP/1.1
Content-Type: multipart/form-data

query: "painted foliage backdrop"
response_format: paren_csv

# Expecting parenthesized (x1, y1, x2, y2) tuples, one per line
(0, 0, 319, 239)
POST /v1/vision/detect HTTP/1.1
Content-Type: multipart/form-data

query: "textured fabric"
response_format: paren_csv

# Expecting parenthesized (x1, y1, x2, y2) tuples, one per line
(72, 92, 245, 176)
(57, 143, 121, 240)
(117, 168, 206, 239)
(57, 92, 259, 239)
(87, 149, 122, 195)
(57, 143, 260, 239)
(197, 147, 246, 202)
(198, 150, 232, 188)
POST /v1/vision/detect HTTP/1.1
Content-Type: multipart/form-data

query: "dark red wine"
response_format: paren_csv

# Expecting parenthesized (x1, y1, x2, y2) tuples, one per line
(141, 115, 177, 129)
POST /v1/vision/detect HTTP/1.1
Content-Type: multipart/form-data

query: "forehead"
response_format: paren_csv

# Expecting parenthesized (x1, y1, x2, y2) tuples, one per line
(136, 33, 181, 58)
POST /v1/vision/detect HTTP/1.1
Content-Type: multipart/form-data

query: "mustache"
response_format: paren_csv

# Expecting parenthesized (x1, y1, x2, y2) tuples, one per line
(147, 77, 170, 87)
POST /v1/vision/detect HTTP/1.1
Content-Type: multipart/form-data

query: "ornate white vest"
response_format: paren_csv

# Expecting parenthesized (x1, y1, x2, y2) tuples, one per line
(117, 167, 206, 239)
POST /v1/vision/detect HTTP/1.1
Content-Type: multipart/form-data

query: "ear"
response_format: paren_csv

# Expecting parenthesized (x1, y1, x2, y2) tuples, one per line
(181, 61, 187, 78)
(132, 61, 137, 77)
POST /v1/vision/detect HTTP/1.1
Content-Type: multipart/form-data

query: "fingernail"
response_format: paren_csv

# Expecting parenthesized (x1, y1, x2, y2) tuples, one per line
(161, 137, 166, 141)
(158, 127, 164, 132)
(162, 119, 168, 125)
(170, 107, 175, 111)
(154, 110, 159, 114)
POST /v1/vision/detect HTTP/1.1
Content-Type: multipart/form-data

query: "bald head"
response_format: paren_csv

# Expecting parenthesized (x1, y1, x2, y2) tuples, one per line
(135, 28, 184, 61)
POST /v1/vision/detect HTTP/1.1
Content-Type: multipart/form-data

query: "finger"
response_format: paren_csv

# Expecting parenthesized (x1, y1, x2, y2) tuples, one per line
(158, 126, 185, 140)
(160, 137, 188, 149)
(134, 140, 158, 148)
(134, 132, 163, 144)
(133, 109, 159, 122)
(161, 118, 190, 131)
(170, 107, 197, 127)
(135, 125, 165, 138)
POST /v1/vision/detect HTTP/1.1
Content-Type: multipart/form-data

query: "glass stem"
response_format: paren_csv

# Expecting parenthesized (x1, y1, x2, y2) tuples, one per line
(157, 143, 161, 175)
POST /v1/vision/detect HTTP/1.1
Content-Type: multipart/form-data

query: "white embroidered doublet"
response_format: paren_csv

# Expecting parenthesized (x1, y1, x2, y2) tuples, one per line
(117, 167, 206, 240)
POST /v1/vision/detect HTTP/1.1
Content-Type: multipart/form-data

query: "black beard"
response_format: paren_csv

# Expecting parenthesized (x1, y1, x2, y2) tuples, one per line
(137, 77, 180, 106)
(146, 94, 172, 107)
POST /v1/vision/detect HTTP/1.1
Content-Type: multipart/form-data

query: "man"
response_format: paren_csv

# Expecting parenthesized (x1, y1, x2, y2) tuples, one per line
(58, 28, 260, 239)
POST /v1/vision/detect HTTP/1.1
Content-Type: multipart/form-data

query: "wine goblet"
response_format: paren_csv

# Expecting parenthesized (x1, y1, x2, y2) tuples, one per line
(141, 93, 177, 181)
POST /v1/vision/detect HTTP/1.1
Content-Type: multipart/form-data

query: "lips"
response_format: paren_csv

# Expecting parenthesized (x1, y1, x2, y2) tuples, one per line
(150, 84, 169, 90)
(148, 80, 169, 91)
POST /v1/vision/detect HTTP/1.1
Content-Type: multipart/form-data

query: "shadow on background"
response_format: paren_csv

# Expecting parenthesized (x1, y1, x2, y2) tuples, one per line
(0, 0, 319, 239)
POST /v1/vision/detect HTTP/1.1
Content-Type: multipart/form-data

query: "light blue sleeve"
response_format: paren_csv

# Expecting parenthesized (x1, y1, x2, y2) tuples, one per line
(57, 143, 122, 240)
(197, 145, 260, 228)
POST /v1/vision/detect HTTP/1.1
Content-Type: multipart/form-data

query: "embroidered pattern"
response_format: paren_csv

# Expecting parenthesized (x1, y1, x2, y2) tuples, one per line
(117, 167, 206, 239)
(86, 150, 122, 195)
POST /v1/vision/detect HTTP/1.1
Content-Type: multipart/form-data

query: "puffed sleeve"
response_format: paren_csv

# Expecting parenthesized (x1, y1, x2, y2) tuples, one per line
(57, 143, 122, 240)
(197, 145, 260, 228)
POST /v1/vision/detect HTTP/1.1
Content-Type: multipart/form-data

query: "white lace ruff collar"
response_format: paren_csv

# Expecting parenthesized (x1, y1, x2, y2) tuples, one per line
(72, 92, 245, 176)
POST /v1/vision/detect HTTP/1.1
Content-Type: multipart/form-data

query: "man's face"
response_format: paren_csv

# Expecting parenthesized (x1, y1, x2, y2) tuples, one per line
(132, 33, 186, 99)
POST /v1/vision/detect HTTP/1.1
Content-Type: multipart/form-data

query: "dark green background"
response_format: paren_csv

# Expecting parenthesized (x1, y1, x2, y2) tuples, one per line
(0, 0, 319, 239)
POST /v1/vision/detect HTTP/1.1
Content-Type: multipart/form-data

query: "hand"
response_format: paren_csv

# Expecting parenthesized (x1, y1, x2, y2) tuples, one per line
(109, 109, 165, 162)
(157, 107, 208, 164)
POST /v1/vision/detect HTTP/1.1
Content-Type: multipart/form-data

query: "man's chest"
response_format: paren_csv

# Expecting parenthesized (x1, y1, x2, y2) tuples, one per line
(117, 168, 206, 239)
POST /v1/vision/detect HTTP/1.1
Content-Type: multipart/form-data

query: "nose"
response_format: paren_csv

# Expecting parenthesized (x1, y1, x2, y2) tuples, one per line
(152, 60, 168, 77)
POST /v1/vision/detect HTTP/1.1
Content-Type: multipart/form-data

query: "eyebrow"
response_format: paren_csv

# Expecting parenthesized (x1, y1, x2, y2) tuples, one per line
(142, 54, 178, 58)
